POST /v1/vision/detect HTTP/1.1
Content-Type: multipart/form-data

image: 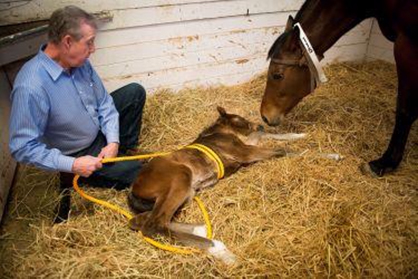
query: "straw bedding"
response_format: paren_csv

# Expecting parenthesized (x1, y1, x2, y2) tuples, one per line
(0, 61, 417, 278)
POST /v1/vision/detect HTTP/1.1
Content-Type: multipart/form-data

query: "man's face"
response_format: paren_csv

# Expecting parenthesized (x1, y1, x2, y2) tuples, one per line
(63, 22, 96, 67)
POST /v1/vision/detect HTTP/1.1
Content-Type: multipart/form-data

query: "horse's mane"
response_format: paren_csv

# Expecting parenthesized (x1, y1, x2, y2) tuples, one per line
(295, 0, 314, 22)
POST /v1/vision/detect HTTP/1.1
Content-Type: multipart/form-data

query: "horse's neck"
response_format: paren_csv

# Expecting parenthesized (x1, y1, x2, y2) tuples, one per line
(295, 0, 374, 56)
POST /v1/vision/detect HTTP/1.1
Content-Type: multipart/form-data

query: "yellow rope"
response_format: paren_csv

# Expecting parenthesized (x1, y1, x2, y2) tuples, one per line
(73, 144, 223, 254)
(185, 144, 225, 179)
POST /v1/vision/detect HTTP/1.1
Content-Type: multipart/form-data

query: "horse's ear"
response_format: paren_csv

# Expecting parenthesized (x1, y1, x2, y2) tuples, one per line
(292, 23, 300, 38)
(287, 22, 300, 51)
(285, 15, 295, 31)
(217, 106, 227, 116)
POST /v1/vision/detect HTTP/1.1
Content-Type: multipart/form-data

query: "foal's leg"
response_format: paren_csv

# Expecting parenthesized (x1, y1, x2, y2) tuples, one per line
(168, 222, 208, 237)
(368, 33, 418, 176)
(235, 145, 289, 164)
(130, 171, 193, 236)
(245, 131, 306, 146)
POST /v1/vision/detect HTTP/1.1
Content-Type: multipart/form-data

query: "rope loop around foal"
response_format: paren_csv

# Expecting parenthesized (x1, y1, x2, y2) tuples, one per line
(72, 144, 225, 255)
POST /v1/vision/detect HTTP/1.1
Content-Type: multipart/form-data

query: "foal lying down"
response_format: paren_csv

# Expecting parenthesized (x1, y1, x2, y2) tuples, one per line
(128, 107, 305, 264)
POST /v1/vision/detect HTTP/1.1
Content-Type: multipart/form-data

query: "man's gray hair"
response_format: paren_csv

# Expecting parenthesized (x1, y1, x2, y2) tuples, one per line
(48, 6, 97, 44)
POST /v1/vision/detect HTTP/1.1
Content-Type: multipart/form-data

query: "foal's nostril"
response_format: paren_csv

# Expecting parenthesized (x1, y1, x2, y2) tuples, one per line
(262, 116, 269, 125)
(257, 125, 265, 132)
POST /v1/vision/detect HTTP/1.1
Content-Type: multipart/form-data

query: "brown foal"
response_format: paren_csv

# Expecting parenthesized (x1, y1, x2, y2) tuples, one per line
(127, 107, 305, 263)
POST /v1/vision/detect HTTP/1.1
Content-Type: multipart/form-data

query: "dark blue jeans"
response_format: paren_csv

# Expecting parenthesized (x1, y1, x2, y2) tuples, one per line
(72, 82, 146, 189)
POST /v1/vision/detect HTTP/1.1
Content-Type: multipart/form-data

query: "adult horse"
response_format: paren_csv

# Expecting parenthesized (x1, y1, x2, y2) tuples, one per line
(261, 0, 417, 176)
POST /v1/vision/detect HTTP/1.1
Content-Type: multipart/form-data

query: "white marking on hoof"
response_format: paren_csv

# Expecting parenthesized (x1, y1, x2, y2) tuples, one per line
(192, 225, 207, 238)
(207, 240, 237, 265)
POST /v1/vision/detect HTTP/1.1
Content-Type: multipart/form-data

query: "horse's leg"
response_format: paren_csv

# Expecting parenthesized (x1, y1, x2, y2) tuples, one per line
(368, 34, 418, 176)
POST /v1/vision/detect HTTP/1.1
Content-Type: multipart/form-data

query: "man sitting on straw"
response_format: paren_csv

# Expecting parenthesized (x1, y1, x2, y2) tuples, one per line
(9, 6, 145, 220)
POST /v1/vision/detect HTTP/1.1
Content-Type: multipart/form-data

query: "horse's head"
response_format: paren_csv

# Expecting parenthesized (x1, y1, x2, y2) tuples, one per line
(215, 106, 263, 136)
(261, 16, 316, 126)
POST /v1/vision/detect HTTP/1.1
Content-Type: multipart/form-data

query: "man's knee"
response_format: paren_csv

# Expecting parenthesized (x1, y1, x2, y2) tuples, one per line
(126, 82, 146, 105)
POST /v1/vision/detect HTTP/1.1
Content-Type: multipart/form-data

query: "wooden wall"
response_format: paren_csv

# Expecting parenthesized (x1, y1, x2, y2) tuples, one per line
(0, 0, 373, 92)
(366, 19, 395, 63)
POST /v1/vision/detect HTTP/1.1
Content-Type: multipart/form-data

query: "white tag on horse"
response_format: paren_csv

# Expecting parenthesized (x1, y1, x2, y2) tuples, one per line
(294, 23, 328, 84)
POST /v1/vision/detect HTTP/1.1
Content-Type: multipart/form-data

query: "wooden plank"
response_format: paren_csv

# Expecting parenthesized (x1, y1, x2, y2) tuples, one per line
(91, 26, 281, 66)
(369, 32, 394, 49)
(0, 0, 305, 26)
(95, 12, 293, 48)
(0, 0, 234, 24)
(366, 45, 394, 63)
(0, 33, 47, 67)
(101, 43, 368, 92)
(91, 19, 371, 68)
(102, 54, 269, 91)
(0, 68, 16, 223)
(94, 24, 369, 80)
(323, 43, 367, 64)
(95, 12, 371, 49)
(98, 0, 303, 31)
(366, 19, 394, 63)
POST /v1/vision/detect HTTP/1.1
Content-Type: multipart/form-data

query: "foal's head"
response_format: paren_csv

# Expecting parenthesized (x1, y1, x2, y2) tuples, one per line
(261, 16, 314, 126)
(214, 106, 263, 136)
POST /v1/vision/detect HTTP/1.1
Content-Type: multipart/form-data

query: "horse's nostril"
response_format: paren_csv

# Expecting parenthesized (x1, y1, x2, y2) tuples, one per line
(262, 116, 269, 125)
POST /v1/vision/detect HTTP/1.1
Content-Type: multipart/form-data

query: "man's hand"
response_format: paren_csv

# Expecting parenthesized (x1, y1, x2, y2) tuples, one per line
(98, 142, 119, 159)
(72, 155, 103, 177)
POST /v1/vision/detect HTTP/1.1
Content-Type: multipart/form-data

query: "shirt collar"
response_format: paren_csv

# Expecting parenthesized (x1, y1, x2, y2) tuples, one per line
(38, 44, 66, 81)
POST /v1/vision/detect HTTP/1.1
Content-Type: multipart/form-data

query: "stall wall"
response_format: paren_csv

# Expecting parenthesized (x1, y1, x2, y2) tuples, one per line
(366, 19, 395, 63)
(0, 0, 373, 92)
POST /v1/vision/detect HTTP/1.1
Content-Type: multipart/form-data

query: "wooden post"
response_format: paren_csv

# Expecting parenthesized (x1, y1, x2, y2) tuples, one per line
(0, 67, 17, 223)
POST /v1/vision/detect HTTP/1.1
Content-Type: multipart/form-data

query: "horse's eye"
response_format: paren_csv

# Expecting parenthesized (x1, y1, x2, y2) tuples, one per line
(272, 73, 284, 80)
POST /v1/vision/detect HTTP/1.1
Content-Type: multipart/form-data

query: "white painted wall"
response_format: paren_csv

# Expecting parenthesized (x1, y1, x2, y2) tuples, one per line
(366, 19, 395, 63)
(0, 0, 375, 93)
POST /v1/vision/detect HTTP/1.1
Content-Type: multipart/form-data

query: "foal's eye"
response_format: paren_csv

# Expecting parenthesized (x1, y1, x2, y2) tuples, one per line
(272, 73, 284, 80)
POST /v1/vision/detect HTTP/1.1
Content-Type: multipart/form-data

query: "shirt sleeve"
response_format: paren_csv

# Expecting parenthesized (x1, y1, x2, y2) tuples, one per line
(89, 61, 120, 144)
(9, 85, 75, 172)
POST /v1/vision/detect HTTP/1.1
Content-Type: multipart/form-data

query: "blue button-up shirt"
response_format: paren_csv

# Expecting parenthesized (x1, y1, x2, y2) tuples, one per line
(9, 45, 119, 173)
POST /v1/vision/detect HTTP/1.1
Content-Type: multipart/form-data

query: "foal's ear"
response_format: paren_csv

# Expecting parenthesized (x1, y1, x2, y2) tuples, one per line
(285, 15, 295, 31)
(217, 106, 227, 116)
